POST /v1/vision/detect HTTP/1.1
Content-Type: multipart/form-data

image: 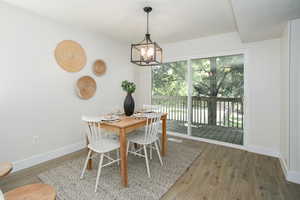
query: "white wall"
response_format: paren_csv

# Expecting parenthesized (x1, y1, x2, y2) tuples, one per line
(136, 32, 281, 155)
(290, 18, 300, 173)
(280, 23, 290, 169)
(0, 2, 134, 170)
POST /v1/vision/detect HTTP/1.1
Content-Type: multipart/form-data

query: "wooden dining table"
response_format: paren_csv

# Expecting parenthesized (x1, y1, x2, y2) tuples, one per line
(86, 112, 168, 187)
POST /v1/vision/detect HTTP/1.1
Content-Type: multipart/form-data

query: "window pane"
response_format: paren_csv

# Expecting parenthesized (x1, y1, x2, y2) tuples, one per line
(191, 54, 244, 145)
(215, 54, 244, 98)
(151, 61, 188, 135)
(152, 61, 188, 96)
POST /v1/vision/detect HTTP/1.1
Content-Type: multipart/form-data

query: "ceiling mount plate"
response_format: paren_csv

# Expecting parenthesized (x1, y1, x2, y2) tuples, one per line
(144, 7, 152, 13)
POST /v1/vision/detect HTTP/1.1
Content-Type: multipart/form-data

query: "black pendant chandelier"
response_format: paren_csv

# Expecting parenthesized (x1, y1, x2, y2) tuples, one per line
(131, 7, 163, 66)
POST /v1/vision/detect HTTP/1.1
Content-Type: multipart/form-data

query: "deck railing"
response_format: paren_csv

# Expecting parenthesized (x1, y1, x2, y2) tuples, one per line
(152, 96, 243, 129)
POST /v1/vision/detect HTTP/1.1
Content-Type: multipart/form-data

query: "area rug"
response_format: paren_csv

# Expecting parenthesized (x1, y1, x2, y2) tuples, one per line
(38, 141, 201, 200)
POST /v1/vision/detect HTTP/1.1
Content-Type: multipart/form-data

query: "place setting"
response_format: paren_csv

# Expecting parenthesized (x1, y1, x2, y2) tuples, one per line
(132, 106, 161, 119)
(99, 107, 125, 123)
(101, 114, 121, 123)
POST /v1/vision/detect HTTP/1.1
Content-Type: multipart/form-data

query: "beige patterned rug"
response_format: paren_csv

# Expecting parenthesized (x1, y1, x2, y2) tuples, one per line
(38, 141, 201, 200)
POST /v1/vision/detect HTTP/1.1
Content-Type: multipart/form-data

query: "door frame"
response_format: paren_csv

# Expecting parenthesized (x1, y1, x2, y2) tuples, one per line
(150, 48, 249, 146)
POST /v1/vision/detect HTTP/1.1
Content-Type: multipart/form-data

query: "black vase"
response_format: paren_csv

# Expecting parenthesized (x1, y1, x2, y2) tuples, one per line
(124, 93, 135, 116)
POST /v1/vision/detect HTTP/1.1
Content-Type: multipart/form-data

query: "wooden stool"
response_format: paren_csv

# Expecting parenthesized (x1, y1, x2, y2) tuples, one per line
(0, 162, 13, 178)
(4, 184, 56, 200)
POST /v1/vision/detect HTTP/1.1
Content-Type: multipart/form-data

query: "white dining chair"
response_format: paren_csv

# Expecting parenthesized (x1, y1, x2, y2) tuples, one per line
(127, 113, 163, 178)
(80, 115, 120, 192)
(143, 104, 162, 153)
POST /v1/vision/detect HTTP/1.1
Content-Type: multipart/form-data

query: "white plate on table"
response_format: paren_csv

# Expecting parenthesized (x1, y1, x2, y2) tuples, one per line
(140, 110, 155, 113)
(133, 113, 148, 118)
(102, 115, 120, 122)
(114, 112, 124, 116)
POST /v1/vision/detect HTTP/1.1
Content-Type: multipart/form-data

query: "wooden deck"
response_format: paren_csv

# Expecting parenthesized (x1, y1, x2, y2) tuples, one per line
(166, 120, 243, 145)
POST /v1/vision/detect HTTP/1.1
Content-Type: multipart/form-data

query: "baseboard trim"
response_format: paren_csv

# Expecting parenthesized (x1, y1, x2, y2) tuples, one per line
(246, 145, 280, 158)
(12, 141, 85, 172)
(287, 171, 300, 184)
(167, 131, 283, 157)
(279, 156, 289, 178)
(279, 156, 300, 184)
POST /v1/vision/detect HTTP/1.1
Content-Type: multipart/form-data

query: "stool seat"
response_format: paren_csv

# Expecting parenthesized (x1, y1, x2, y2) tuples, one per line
(4, 184, 56, 200)
(0, 162, 13, 177)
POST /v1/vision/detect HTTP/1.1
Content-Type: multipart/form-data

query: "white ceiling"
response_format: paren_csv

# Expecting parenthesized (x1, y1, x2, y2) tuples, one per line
(1, 0, 237, 44)
(2, 0, 300, 43)
(231, 0, 300, 42)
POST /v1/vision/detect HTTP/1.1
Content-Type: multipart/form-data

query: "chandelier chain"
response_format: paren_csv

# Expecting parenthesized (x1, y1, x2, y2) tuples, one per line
(147, 12, 149, 34)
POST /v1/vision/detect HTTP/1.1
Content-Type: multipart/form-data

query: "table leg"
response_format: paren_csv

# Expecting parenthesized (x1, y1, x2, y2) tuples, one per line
(86, 136, 92, 170)
(119, 128, 128, 187)
(161, 117, 167, 156)
(87, 155, 92, 170)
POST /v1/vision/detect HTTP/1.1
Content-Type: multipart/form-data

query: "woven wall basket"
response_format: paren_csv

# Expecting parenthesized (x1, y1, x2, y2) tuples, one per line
(76, 76, 96, 99)
(93, 59, 107, 76)
(55, 40, 87, 72)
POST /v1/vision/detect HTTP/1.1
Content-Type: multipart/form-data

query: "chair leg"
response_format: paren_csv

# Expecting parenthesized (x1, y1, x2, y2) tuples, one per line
(80, 150, 92, 179)
(116, 149, 120, 166)
(158, 138, 161, 149)
(95, 153, 104, 192)
(155, 141, 163, 166)
(126, 141, 130, 157)
(150, 144, 153, 160)
(143, 145, 151, 178)
(132, 143, 137, 156)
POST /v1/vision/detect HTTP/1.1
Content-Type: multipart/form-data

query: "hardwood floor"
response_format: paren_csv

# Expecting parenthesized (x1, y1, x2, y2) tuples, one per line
(1, 138, 300, 200)
(161, 140, 300, 200)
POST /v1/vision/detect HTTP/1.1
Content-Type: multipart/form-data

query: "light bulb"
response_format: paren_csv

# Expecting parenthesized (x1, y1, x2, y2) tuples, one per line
(140, 46, 154, 61)
(141, 48, 146, 56)
(147, 47, 154, 57)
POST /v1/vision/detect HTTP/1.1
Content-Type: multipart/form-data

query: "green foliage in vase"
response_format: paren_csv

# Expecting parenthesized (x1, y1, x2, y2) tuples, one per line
(121, 80, 136, 94)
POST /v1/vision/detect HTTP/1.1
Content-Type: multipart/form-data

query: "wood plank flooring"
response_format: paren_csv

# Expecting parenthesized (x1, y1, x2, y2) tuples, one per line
(0, 139, 299, 200)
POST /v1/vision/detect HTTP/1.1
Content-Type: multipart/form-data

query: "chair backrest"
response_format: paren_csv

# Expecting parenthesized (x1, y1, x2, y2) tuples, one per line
(143, 113, 162, 143)
(82, 115, 103, 145)
(143, 104, 160, 112)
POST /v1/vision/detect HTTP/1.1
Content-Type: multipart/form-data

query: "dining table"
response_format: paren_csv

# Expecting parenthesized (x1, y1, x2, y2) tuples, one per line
(85, 112, 168, 187)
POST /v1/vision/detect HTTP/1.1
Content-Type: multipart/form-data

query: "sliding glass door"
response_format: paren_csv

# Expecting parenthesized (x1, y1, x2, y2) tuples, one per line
(152, 61, 188, 135)
(191, 54, 244, 144)
(151, 54, 244, 145)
